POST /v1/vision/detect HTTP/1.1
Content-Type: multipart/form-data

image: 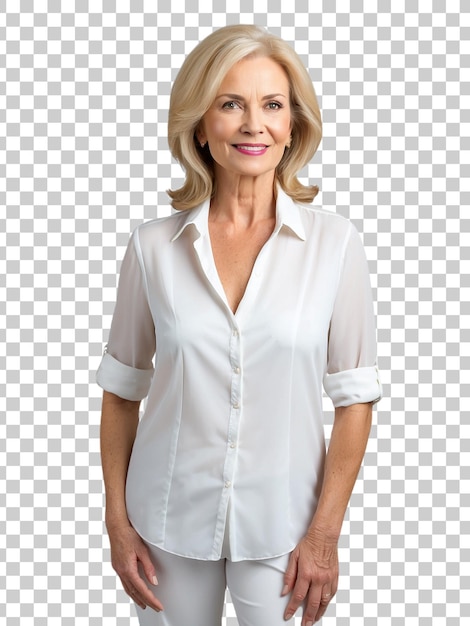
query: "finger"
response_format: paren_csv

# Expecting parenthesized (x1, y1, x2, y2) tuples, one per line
(282, 550, 299, 596)
(313, 587, 334, 623)
(132, 574, 164, 612)
(124, 577, 163, 613)
(314, 598, 330, 623)
(284, 577, 309, 621)
(121, 580, 146, 610)
(121, 564, 164, 612)
(320, 587, 332, 605)
(331, 576, 339, 597)
(315, 601, 330, 623)
(137, 544, 159, 587)
(301, 585, 323, 626)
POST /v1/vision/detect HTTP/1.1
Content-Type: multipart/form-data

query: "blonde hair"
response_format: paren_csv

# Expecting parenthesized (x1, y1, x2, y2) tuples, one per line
(167, 24, 322, 210)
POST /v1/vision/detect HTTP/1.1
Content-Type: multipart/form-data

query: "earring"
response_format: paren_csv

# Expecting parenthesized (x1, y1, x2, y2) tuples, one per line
(200, 141, 206, 148)
(286, 135, 293, 148)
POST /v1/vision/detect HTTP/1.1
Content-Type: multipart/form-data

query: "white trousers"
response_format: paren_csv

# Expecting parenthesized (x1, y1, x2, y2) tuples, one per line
(135, 541, 296, 626)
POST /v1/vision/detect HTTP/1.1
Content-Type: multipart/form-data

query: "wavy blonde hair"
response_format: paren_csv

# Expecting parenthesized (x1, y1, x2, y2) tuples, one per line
(167, 24, 322, 210)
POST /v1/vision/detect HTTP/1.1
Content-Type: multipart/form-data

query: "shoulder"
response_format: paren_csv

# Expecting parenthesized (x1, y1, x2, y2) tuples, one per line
(295, 202, 356, 242)
(136, 210, 188, 235)
(132, 209, 196, 248)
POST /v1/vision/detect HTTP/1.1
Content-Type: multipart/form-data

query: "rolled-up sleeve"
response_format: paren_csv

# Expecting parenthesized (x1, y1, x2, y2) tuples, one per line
(96, 228, 156, 401)
(323, 222, 382, 407)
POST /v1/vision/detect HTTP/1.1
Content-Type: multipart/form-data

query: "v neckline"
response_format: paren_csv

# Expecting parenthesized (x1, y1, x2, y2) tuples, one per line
(206, 219, 276, 317)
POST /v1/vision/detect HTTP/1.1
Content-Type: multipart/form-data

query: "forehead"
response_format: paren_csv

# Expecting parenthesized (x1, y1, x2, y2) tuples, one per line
(217, 56, 290, 92)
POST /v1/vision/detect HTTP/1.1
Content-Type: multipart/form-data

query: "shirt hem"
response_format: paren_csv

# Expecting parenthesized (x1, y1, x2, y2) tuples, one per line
(129, 518, 295, 562)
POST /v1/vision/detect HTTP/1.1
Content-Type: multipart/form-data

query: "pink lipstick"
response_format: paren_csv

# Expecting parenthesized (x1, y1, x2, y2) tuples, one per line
(233, 144, 268, 155)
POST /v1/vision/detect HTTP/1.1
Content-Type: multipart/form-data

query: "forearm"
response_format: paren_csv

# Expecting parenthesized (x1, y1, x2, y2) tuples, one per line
(308, 402, 373, 542)
(100, 390, 140, 530)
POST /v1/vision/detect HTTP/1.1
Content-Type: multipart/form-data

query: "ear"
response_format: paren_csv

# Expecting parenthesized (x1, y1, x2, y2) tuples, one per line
(195, 123, 206, 146)
(286, 118, 294, 147)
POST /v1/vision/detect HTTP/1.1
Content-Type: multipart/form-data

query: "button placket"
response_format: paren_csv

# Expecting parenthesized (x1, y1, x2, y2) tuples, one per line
(223, 324, 242, 490)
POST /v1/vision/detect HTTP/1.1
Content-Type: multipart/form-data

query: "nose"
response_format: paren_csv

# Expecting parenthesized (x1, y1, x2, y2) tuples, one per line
(240, 107, 264, 135)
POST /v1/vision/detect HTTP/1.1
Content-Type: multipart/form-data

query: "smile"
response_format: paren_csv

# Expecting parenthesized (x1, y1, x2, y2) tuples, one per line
(233, 144, 269, 155)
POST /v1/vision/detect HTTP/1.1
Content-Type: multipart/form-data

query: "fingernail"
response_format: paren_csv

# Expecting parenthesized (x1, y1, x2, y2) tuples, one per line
(306, 622, 313, 626)
(281, 584, 289, 596)
(284, 611, 293, 621)
(152, 575, 158, 585)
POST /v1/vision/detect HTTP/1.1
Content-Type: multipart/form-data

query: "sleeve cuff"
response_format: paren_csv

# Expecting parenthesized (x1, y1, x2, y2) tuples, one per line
(323, 365, 382, 408)
(96, 352, 154, 401)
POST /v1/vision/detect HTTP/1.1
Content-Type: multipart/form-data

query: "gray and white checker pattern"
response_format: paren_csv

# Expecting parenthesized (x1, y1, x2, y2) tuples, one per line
(0, 1, 468, 624)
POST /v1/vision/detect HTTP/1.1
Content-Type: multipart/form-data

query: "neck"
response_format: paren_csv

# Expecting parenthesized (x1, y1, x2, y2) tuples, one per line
(209, 168, 277, 227)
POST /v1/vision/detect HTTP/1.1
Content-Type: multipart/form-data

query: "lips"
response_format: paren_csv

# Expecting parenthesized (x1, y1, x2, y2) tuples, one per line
(234, 144, 267, 149)
(233, 144, 269, 155)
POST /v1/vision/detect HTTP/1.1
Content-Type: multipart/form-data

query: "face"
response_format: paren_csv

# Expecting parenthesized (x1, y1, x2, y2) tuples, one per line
(197, 56, 292, 182)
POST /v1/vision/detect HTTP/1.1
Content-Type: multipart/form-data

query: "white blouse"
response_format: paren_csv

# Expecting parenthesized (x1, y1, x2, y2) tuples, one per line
(96, 187, 382, 562)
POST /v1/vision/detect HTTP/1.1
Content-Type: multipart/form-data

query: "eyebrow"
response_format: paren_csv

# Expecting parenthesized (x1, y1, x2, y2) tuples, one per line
(215, 92, 288, 101)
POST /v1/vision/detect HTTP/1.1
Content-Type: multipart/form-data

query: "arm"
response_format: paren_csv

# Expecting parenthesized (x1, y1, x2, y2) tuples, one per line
(308, 401, 372, 541)
(100, 390, 163, 613)
(97, 230, 160, 611)
(100, 390, 140, 531)
(283, 401, 373, 625)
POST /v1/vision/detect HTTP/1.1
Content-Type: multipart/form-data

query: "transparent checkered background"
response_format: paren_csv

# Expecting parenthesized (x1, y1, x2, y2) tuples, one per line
(0, 0, 468, 624)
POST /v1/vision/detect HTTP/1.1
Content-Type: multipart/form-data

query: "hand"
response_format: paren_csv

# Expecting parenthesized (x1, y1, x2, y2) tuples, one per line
(282, 531, 339, 625)
(107, 523, 164, 613)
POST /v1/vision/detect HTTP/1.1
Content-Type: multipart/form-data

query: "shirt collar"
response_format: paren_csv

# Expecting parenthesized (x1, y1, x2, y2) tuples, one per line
(170, 197, 211, 242)
(170, 185, 306, 242)
(273, 186, 306, 241)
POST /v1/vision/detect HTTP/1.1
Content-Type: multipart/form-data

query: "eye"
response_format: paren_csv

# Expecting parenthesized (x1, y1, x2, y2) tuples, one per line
(266, 101, 283, 110)
(222, 101, 241, 110)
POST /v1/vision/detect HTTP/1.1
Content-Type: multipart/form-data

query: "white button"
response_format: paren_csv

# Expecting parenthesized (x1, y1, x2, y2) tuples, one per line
(232, 402, 239, 409)
(232, 329, 239, 337)
(225, 481, 231, 488)
(230, 441, 236, 448)
(233, 366, 240, 374)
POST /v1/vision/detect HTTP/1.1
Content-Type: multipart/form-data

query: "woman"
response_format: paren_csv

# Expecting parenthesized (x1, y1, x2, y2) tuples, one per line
(97, 24, 382, 626)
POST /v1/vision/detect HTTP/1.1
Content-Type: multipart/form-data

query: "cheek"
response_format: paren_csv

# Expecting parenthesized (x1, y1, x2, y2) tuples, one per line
(207, 117, 235, 141)
(272, 116, 292, 141)
(282, 118, 293, 136)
